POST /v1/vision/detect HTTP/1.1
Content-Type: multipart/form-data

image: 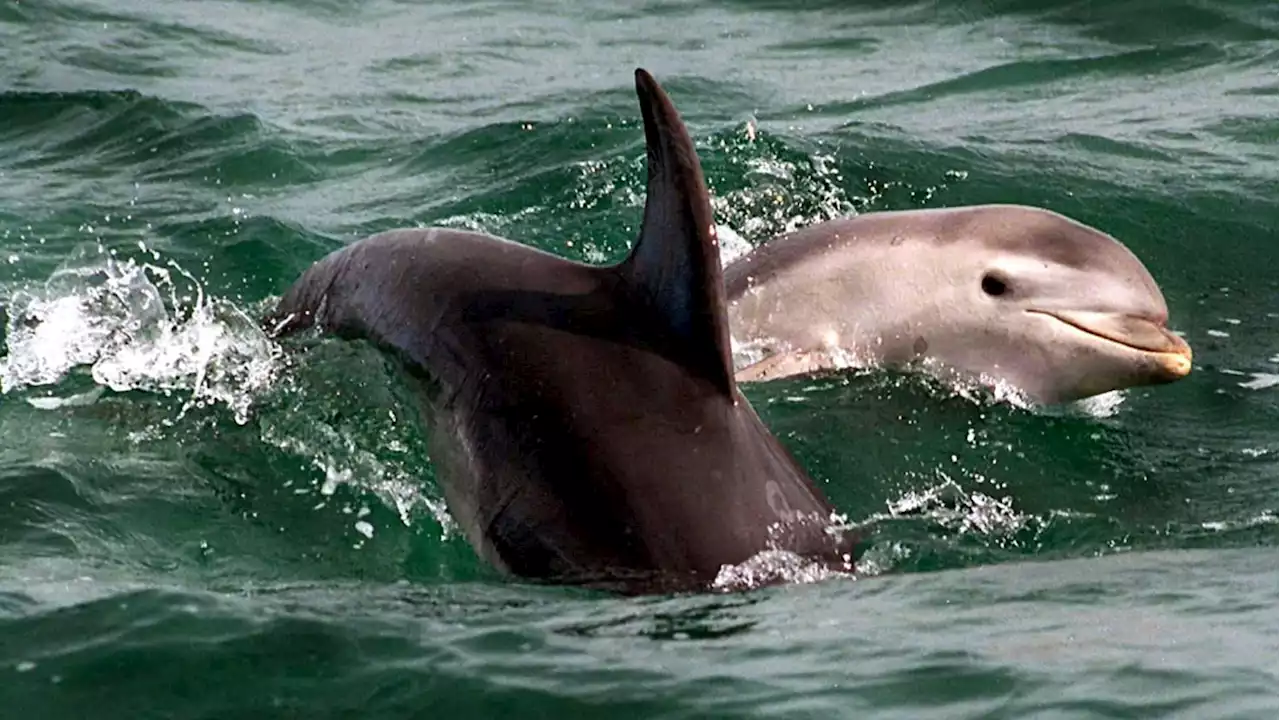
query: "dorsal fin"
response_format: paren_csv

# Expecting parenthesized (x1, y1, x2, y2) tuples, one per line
(618, 68, 736, 398)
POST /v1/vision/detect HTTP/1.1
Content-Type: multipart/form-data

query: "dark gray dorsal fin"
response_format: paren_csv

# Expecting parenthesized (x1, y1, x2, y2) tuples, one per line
(619, 68, 735, 398)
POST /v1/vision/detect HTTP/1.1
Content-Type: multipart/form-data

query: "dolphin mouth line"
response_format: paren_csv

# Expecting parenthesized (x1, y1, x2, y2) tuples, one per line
(1028, 309, 1193, 377)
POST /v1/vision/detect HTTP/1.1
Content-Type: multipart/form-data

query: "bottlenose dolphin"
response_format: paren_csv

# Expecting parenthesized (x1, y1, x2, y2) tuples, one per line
(725, 206, 1193, 404)
(264, 70, 855, 594)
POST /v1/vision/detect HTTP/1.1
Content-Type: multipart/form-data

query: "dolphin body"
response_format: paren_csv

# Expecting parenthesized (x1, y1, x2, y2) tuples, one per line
(726, 206, 1193, 404)
(265, 70, 855, 594)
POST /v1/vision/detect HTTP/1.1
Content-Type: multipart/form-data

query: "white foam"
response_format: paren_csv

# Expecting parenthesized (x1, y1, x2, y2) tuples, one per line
(0, 248, 281, 425)
(1066, 389, 1127, 418)
(712, 549, 845, 592)
(882, 475, 1032, 538)
(1199, 511, 1277, 533)
(715, 224, 753, 265)
(1237, 373, 1277, 390)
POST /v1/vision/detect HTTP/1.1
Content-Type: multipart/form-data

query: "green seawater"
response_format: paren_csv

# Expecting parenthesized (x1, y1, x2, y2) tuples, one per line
(0, 0, 1276, 717)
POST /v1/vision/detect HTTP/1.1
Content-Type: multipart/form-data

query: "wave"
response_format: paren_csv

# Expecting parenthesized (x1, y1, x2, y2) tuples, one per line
(0, 547, 1274, 718)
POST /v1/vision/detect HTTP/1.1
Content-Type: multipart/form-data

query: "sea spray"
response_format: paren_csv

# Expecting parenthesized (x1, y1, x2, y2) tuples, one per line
(0, 245, 281, 425)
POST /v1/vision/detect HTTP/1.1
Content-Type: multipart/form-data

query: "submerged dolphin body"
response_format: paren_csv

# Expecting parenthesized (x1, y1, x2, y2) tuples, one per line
(265, 70, 855, 594)
(726, 206, 1193, 404)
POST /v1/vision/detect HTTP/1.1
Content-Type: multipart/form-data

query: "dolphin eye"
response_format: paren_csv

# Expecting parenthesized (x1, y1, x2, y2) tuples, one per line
(981, 273, 1009, 297)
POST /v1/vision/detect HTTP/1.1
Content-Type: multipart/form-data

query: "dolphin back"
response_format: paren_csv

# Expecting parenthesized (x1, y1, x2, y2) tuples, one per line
(263, 70, 853, 593)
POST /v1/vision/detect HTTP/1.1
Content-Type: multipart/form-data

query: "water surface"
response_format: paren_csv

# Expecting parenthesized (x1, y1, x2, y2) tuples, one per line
(0, 0, 1276, 717)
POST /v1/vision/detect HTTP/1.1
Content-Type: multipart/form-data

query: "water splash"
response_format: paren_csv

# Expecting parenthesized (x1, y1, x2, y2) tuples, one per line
(0, 246, 281, 425)
(715, 224, 753, 265)
(707, 124, 860, 243)
(1199, 510, 1278, 534)
(883, 475, 1031, 538)
(1238, 373, 1279, 390)
(853, 541, 915, 577)
(1064, 390, 1127, 417)
(258, 414, 457, 536)
(729, 345, 1048, 412)
(712, 549, 847, 592)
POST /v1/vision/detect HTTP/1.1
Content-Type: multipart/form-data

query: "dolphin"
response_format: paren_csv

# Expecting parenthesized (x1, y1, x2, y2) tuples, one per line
(725, 205, 1193, 404)
(263, 70, 856, 594)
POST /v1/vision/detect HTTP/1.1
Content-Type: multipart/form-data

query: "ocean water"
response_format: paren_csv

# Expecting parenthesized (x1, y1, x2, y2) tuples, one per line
(0, 0, 1276, 717)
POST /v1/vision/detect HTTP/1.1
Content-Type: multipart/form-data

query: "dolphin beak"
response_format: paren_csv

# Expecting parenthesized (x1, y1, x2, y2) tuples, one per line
(1031, 310, 1193, 380)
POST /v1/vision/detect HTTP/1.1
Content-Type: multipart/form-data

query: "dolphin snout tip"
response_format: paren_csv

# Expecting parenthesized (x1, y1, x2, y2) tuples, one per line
(1030, 309, 1194, 384)
(1155, 333, 1193, 380)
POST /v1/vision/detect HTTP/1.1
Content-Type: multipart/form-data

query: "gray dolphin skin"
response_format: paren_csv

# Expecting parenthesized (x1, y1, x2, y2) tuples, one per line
(264, 70, 856, 594)
(725, 206, 1193, 404)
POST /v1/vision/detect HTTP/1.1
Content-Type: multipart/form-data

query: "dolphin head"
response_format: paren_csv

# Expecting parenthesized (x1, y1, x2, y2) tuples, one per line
(725, 204, 1193, 405)
(923, 205, 1192, 403)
